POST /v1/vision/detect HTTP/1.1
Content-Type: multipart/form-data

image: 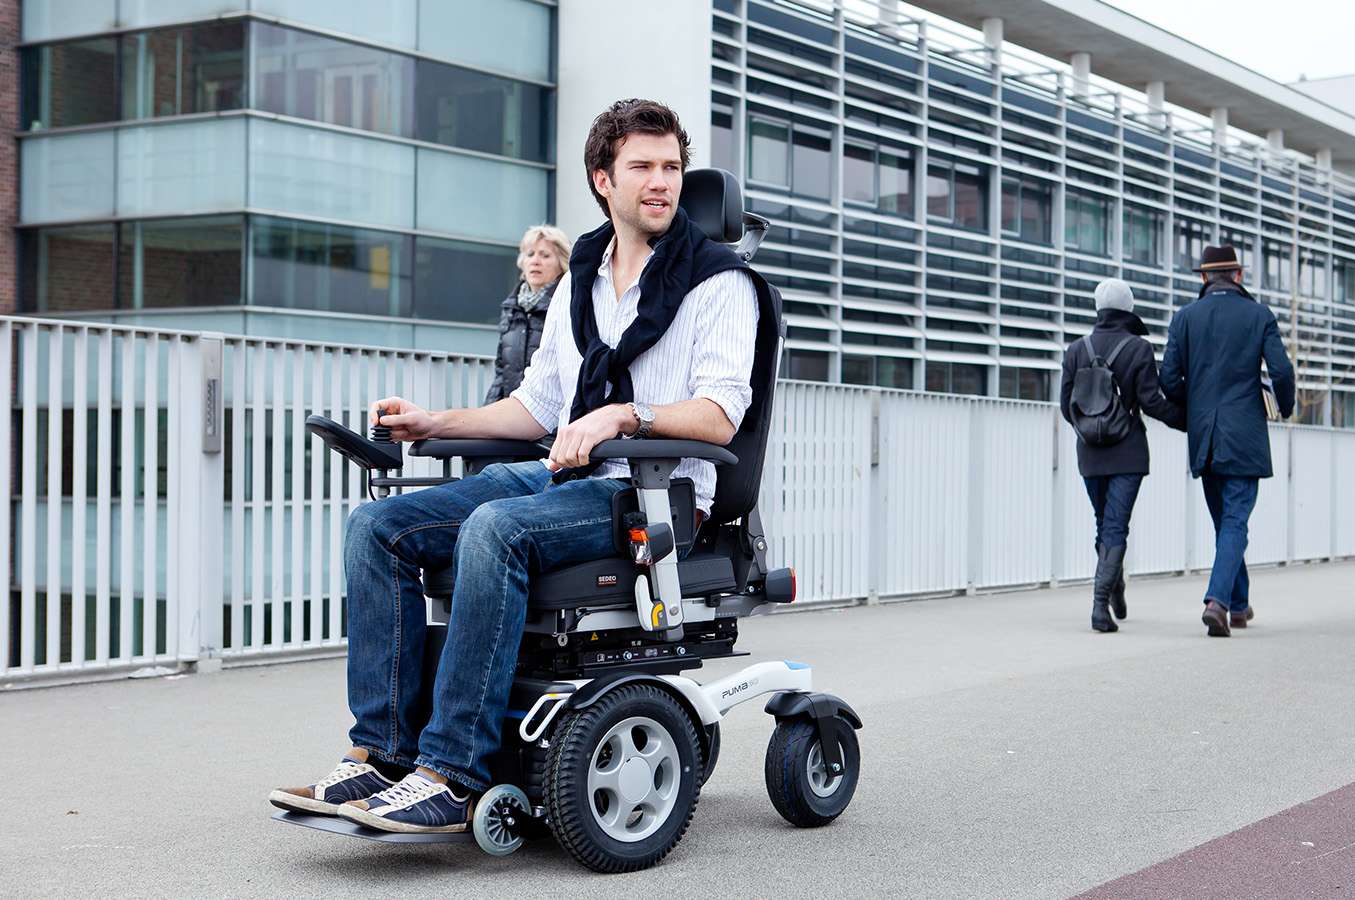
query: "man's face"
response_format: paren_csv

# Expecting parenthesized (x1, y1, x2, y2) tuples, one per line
(593, 132, 683, 238)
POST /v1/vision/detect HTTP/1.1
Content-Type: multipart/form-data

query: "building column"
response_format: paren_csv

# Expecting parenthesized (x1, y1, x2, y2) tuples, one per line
(1267, 128, 1285, 153)
(1211, 107, 1229, 149)
(1317, 148, 1334, 170)
(1070, 52, 1091, 98)
(1145, 80, 1165, 128)
(982, 17, 1003, 68)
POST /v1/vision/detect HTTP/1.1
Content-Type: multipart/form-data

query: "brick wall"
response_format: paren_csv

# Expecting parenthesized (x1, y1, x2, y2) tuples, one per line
(1, 0, 18, 314)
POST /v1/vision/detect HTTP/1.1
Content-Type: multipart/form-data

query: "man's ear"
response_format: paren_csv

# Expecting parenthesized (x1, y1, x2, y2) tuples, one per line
(591, 168, 612, 203)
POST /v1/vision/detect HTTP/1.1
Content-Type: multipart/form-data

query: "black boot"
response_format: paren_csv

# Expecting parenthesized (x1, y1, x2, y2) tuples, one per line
(1091, 544, 1124, 633)
(1110, 559, 1127, 621)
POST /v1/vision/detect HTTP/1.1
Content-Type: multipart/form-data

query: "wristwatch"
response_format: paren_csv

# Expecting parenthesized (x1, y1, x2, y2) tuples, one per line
(626, 401, 655, 439)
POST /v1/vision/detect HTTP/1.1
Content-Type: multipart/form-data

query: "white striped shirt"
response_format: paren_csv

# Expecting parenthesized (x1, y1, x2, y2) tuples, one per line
(512, 239, 759, 513)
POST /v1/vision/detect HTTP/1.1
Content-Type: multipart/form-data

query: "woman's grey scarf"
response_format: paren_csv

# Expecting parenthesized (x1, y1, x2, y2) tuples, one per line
(517, 280, 554, 312)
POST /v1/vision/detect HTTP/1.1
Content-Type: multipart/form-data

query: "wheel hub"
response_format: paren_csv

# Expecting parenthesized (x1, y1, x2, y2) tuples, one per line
(587, 715, 681, 843)
(618, 758, 653, 804)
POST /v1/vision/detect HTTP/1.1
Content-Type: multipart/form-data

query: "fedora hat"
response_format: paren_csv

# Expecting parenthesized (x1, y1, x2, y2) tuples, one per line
(1193, 244, 1243, 272)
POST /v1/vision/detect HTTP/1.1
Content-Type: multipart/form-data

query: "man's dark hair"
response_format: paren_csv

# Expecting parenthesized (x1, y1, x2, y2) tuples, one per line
(584, 99, 691, 216)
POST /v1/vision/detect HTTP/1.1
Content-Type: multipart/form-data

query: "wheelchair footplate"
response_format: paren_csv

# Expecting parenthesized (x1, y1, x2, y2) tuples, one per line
(271, 810, 473, 844)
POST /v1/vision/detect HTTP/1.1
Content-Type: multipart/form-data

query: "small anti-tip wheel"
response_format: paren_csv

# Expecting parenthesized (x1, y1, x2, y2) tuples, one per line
(473, 784, 531, 856)
(765, 718, 860, 827)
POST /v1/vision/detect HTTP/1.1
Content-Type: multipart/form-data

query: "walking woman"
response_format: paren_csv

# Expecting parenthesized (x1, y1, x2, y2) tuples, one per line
(483, 225, 572, 404)
(1060, 279, 1186, 632)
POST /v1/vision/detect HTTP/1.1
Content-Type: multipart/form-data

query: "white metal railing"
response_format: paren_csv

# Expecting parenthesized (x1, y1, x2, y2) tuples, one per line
(4, 316, 1353, 686)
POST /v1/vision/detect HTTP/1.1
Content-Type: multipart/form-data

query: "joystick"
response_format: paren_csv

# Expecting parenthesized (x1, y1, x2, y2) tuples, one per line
(371, 407, 393, 443)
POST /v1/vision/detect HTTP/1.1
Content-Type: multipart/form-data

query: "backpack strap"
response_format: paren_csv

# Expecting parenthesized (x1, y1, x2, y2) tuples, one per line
(1104, 335, 1135, 367)
(1080, 333, 1100, 364)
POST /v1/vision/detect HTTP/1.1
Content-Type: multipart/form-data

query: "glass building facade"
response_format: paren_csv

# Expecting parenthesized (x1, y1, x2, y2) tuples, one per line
(707, 0, 1355, 425)
(17, 1, 555, 347)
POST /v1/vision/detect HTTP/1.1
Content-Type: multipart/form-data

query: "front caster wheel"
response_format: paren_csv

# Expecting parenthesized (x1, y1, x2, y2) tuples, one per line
(545, 683, 702, 873)
(473, 784, 530, 856)
(765, 717, 860, 827)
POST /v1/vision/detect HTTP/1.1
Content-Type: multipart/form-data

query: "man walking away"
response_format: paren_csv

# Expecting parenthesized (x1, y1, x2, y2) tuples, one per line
(1061, 279, 1185, 633)
(1160, 245, 1295, 637)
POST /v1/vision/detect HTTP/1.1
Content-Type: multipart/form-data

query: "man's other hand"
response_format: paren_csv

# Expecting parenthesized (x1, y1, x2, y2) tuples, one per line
(369, 396, 438, 442)
(547, 404, 635, 471)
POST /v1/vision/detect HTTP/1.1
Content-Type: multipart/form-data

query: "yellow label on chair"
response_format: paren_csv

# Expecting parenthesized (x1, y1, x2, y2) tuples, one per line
(650, 603, 665, 629)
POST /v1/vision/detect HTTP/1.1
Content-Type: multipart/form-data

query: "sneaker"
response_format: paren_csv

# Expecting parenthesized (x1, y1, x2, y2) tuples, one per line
(269, 753, 398, 816)
(338, 772, 475, 834)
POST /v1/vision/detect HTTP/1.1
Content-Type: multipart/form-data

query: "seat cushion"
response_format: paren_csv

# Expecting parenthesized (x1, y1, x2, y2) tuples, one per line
(527, 554, 737, 611)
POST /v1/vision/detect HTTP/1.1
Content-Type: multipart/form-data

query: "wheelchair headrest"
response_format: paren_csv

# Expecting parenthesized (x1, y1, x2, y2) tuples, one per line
(679, 168, 744, 244)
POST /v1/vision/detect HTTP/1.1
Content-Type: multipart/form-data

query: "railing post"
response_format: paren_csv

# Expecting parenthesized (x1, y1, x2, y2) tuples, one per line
(866, 390, 881, 605)
(965, 400, 982, 594)
(176, 334, 226, 672)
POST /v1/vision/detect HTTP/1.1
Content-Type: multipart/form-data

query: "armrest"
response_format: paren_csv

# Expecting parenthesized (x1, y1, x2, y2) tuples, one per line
(409, 439, 550, 460)
(305, 415, 402, 470)
(589, 439, 737, 465)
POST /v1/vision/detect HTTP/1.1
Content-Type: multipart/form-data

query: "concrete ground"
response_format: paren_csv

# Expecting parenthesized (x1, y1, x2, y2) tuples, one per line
(5, 561, 1355, 899)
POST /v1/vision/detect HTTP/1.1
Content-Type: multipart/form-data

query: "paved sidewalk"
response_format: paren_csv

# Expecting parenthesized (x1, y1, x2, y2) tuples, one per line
(5, 561, 1354, 899)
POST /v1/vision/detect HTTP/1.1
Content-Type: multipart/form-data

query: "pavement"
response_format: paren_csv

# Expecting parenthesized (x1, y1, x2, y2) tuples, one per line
(5, 560, 1355, 899)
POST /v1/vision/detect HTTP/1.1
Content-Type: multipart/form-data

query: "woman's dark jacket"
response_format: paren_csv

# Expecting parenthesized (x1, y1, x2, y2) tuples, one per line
(484, 279, 556, 404)
(1059, 308, 1187, 477)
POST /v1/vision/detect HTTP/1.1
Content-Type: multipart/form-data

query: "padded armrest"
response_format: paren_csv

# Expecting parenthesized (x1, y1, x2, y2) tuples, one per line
(409, 439, 550, 460)
(589, 439, 737, 465)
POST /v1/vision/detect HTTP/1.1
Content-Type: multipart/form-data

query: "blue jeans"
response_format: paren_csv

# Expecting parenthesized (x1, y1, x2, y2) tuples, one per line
(343, 461, 625, 792)
(1201, 474, 1258, 612)
(1083, 474, 1144, 551)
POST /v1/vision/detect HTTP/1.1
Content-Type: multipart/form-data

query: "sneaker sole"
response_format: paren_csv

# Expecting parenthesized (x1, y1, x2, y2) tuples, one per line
(337, 803, 472, 834)
(269, 790, 342, 816)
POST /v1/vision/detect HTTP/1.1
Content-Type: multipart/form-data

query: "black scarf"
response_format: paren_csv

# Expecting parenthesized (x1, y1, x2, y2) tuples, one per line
(554, 207, 748, 481)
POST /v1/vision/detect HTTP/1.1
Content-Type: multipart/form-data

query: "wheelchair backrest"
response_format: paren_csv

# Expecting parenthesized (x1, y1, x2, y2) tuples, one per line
(678, 169, 785, 526)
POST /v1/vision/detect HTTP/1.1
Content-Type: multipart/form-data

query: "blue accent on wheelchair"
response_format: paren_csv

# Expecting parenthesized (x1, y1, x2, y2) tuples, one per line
(783, 660, 810, 670)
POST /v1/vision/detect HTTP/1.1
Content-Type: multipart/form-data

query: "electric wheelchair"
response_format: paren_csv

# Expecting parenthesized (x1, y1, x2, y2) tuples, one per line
(273, 169, 863, 873)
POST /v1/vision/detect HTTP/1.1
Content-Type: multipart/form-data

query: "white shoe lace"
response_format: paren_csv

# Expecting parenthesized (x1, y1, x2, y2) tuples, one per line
(315, 760, 367, 791)
(374, 775, 441, 809)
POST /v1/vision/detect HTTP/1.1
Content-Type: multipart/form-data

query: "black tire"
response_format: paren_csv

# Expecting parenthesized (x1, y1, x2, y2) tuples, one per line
(701, 723, 721, 786)
(544, 683, 702, 873)
(764, 718, 860, 827)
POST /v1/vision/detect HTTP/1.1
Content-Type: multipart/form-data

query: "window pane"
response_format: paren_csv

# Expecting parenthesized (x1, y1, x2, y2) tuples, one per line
(251, 216, 412, 317)
(21, 39, 119, 130)
(877, 357, 913, 389)
(952, 166, 988, 231)
(117, 119, 246, 217)
(791, 125, 832, 200)
(253, 23, 415, 138)
(117, 216, 243, 309)
(415, 150, 549, 244)
(783, 350, 830, 381)
(21, 0, 117, 43)
(249, 119, 415, 230)
(926, 165, 951, 218)
(414, 237, 518, 324)
(1001, 179, 1019, 234)
(748, 119, 789, 187)
(841, 354, 873, 385)
(120, 22, 245, 120)
(251, 0, 417, 51)
(711, 107, 734, 172)
(1020, 181, 1052, 244)
(878, 149, 912, 217)
(19, 224, 116, 312)
(20, 131, 116, 223)
(415, 59, 550, 162)
(418, 0, 552, 83)
(843, 143, 875, 204)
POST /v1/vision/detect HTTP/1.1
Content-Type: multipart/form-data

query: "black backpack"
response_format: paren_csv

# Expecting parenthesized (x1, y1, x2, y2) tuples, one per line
(1070, 334, 1135, 446)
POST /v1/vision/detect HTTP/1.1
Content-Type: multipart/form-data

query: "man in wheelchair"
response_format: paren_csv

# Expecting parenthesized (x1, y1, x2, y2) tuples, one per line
(271, 100, 760, 834)
(274, 99, 861, 872)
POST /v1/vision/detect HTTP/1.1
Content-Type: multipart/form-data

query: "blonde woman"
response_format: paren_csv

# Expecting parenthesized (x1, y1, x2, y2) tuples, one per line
(484, 225, 572, 404)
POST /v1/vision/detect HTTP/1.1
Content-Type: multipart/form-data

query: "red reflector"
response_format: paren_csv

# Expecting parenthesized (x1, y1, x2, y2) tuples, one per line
(789, 567, 797, 601)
